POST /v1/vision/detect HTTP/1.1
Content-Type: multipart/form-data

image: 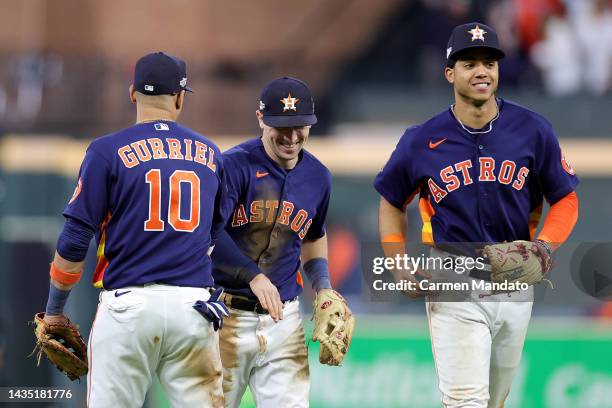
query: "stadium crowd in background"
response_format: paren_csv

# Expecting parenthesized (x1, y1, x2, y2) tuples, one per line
(388, 0, 612, 94)
(0, 0, 610, 134)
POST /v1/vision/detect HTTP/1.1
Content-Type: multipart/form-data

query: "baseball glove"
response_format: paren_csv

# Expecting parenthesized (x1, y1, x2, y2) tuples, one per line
(483, 240, 552, 286)
(311, 289, 355, 366)
(32, 313, 88, 381)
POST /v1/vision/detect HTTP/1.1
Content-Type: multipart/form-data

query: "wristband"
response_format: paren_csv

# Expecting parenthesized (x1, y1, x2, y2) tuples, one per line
(382, 233, 405, 243)
(303, 258, 332, 292)
(45, 283, 71, 316)
(50, 262, 83, 285)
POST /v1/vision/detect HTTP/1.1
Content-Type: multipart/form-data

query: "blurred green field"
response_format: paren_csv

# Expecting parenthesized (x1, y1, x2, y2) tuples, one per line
(149, 315, 612, 408)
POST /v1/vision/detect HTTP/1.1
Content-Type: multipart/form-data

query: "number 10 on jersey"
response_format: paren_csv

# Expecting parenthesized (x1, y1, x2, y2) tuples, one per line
(144, 169, 201, 232)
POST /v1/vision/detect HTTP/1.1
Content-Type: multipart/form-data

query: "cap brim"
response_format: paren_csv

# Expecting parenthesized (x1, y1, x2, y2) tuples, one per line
(449, 46, 505, 64)
(262, 114, 317, 128)
(184, 86, 193, 93)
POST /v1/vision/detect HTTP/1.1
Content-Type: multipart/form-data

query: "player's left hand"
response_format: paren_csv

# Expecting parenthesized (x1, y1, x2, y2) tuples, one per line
(43, 313, 69, 325)
(193, 288, 230, 331)
(33, 312, 88, 381)
(484, 239, 552, 286)
(312, 289, 355, 366)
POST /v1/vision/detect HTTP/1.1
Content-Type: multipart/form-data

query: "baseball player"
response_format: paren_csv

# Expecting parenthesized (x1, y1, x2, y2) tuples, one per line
(40, 52, 227, 407)
(375, 23, 579, 407)
(211, 77, 353, 408)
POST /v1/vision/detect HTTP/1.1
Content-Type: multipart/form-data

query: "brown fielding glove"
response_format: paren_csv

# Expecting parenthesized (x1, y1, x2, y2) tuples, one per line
(311, 289, 355, 366)
(483, 240, 553, 286)
(33, 313, 88, 381)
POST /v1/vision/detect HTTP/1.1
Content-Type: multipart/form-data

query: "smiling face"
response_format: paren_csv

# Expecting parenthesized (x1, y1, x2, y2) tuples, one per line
(257, 111, 310, 169)
(445, 48, 500, 106)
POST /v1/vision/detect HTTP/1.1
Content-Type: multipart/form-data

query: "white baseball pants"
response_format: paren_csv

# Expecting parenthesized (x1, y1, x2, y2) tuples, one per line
(426, 294, 533, 408)
(219, 299, 310, 408)
(87, 284, 224, 408)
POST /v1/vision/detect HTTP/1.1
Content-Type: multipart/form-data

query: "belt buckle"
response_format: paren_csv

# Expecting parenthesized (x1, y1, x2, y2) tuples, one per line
(220, 292, 233, 307)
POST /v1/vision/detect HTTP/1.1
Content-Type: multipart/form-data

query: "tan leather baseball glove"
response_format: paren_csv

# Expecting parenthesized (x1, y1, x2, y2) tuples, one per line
(311, 289, 355, 366)
(33, 313, 88, 381)
(483, 240, 552, 286)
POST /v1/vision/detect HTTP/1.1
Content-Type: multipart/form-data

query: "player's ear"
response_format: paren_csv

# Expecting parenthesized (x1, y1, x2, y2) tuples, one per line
(256, 110, 265, 130)
(444, 67, 454, 84)
(129, 85, 137, 104)
(175, 91, 185, 111)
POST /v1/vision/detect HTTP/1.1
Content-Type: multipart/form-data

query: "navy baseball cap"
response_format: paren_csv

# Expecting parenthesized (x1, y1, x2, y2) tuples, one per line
(133, 52, 193, 95)
(446, 22, 505, 67)
(258, 77, 317, 128)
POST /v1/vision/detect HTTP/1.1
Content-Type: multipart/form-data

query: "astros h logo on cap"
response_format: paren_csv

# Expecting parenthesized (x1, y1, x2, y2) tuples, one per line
(446, 22, 504, 67)
(258, 77, 317, 128)
(281, 93, 300, 112)
(468, 25, 487, 41)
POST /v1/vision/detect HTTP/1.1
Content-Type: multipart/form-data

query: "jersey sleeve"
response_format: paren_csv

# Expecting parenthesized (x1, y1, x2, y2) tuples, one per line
(374, 128, 420, 209)
(305, 170, 331, 241)
(63, 146, 111, 230)
(535, 120, 579, 204)
(211, 228, 261, 282)
(210, 150, 261, 282)
(221, 152, 246, 223)
(210, 153, 228, 244)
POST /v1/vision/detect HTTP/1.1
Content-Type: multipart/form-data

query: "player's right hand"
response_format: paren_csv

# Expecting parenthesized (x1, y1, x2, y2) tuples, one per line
(249, 274, 283, 321)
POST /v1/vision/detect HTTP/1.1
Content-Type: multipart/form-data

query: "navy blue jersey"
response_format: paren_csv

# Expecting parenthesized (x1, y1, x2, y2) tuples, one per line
(374, 99, 579, 245)
(212, 138, 331, 301)
(63, 120, 225, 289)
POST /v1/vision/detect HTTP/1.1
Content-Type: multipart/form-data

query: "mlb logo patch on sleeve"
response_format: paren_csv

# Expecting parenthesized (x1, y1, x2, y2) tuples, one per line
(154, 123, 170, 131)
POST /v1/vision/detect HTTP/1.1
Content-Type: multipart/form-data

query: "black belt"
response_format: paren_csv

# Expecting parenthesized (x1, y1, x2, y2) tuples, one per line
(434, 248, 493, 282)
(221, 293, 297, 314)
(468, 268, 492, 282)
(224, 294, 268, 314)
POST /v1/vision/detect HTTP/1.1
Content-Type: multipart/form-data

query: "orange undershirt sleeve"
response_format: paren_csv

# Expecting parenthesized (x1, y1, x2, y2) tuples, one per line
(382, 233, 406, 243)
(537, 191, 579, 246)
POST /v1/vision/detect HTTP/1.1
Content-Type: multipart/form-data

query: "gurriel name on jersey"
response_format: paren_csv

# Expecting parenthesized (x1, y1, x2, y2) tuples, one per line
(117, 137, 218, 172)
